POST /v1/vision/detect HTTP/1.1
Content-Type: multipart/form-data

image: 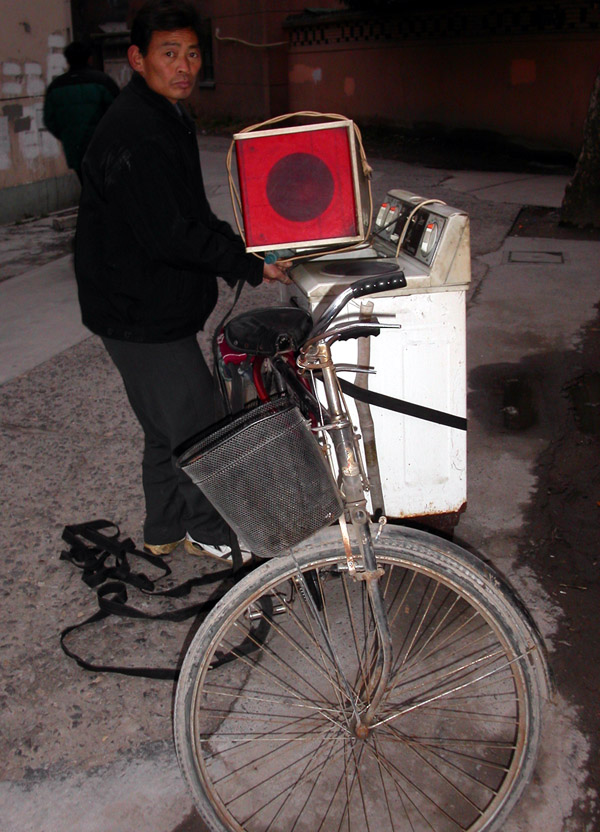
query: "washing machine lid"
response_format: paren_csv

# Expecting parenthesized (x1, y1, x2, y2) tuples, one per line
(319, 260, 403, 278)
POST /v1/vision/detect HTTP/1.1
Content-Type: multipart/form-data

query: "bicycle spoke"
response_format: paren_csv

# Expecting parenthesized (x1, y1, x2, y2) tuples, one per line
(372, 730, 397, 829)
(291, 561, 364, 722)
(201, 712, 345, 771)
(317, 741, 356, 832)
(371, 732, 431, 832)
(270, 580, 358, 722)
(356, 732, 460, 829)
(337, 741, 370, 832)
(362, 731, 464, 830)
(247, 602, 356, 715)
(391, 732, 516, 775)
(213, 626, 344, 722)
(236, 726, 343, 827)
(228, 618, 336, 704)
(385, 723, 502, 809)
(386, 631, 515, 706)
(212, 732, 336, 797)
(374, 650, 530, 729)
(287, 738, 341, 832)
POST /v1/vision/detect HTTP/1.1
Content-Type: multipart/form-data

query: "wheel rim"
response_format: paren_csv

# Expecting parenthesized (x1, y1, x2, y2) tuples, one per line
(183, 551, 534, 832)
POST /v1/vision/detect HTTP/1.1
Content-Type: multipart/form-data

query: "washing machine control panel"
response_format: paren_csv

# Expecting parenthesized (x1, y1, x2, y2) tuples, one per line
(373, 189, 466, 272)
(289, 189, 470, 294)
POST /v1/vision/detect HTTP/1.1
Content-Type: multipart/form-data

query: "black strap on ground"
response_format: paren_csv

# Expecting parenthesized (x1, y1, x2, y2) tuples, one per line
(59, 520, 258, 679)
(338, 378, 468, 431)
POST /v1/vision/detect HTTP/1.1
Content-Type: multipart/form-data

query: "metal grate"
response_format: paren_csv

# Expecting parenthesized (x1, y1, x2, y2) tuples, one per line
(288, 2, 600, 47)
(508, 250, 564, 264)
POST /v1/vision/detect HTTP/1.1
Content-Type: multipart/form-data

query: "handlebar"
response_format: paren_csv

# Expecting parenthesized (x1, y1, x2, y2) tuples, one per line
(350, 273, 407, 299)
(308, 271, 406, 339)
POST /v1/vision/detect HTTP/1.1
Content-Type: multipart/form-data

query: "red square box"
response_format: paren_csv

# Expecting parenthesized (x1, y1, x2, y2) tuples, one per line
(234, 120, 367, 252)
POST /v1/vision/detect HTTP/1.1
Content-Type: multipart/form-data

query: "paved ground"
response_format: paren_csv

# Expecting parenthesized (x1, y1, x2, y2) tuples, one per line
(1, 135, 599, 831)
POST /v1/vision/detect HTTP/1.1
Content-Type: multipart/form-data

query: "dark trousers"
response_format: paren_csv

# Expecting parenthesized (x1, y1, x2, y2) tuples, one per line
(102, 335, 228, 546)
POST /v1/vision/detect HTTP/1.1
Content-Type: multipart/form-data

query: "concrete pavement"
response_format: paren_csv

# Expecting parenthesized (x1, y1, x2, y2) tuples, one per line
(1, 136, 599, 831)
(0, 256, 87, 385)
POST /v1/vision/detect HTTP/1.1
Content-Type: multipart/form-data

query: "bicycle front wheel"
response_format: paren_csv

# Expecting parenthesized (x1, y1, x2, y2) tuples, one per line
(174, 525, 549, 832)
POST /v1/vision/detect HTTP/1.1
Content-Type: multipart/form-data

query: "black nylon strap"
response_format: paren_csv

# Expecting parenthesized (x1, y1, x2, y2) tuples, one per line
(59, 598, 181, 680)
(338, 378, 468, 431)
(61, 520, 170, 590)
(59, 520, 255, 678)
(59, 578, 242, 679)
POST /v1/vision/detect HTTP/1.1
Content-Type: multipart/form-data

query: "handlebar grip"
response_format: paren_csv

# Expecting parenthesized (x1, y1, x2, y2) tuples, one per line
(350, 272, 407, 299)
(337, 325, 381, 343)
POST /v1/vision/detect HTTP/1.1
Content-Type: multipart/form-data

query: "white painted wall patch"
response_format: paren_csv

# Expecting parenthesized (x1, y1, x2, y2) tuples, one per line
(3, 62, 22, 77)
(2, 82, 24, 96)
(0, 116, 11, 170)
(18, 105, 41, 161)
(47, 34, 66, 50)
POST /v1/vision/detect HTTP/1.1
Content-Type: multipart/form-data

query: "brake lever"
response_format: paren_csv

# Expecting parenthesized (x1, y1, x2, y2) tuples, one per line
(334, 364, 376, 374)
(303, 321, 400, 351)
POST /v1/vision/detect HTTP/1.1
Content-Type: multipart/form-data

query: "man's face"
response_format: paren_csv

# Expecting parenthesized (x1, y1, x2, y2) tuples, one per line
(128, 28, 202, 104)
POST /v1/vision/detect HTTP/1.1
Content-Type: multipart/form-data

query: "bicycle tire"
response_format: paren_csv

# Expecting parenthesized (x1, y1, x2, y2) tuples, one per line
(174, 525, 549, 832)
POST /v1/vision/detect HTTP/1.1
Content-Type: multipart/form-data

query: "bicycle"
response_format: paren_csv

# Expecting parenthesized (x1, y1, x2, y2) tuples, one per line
(174, 271, 551, 832)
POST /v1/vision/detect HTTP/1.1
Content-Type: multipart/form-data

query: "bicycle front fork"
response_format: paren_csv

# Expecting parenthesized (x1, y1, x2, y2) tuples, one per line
(308, 342, 393, 731)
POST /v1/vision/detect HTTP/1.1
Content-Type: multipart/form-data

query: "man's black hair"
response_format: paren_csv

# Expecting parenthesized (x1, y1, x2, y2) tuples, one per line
(64, 41, 92, 70)
(130, 0, 202, 56)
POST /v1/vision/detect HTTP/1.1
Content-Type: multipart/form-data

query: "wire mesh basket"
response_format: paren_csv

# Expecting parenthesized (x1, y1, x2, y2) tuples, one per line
(177, 398, 343, 558)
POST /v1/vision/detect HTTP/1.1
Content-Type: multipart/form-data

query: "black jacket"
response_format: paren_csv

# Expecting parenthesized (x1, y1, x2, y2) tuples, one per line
(74, 72, 263, 343)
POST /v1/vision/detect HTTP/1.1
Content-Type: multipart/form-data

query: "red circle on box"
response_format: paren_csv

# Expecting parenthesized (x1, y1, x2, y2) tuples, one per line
(266, 153, 335, 222)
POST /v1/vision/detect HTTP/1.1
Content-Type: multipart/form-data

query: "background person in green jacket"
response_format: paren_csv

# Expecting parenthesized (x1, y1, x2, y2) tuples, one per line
(43, 42, 120, 182)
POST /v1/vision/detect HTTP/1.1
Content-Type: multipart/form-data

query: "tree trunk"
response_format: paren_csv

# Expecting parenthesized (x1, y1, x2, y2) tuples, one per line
(560, 68, 600, 229)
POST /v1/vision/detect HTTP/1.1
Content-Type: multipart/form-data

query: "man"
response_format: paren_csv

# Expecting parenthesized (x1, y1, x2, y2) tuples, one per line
(74, 0, 289, 563)
(43, 41, 119, 181)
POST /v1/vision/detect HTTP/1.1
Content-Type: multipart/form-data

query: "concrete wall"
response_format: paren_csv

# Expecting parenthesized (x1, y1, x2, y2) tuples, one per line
(0, 0, 79, 224)
(4, 0, 595, 224)
(189, 0, 339, 124)
(286, 4, 600, 157)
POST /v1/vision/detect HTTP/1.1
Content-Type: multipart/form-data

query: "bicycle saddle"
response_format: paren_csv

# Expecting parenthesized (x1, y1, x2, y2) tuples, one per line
(224, 307, 313, 357)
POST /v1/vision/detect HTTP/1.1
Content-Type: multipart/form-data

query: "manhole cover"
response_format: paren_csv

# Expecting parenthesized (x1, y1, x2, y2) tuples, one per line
(507, 250, 564, 264)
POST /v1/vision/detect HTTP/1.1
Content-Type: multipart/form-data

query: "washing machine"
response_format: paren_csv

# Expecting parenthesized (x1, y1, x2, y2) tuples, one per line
(284, 189, 471, 527)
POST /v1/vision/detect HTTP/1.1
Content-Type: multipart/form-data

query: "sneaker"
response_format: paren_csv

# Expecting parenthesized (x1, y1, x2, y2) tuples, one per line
(143, 537, 185, 556)
(184, 532, 253, 564)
